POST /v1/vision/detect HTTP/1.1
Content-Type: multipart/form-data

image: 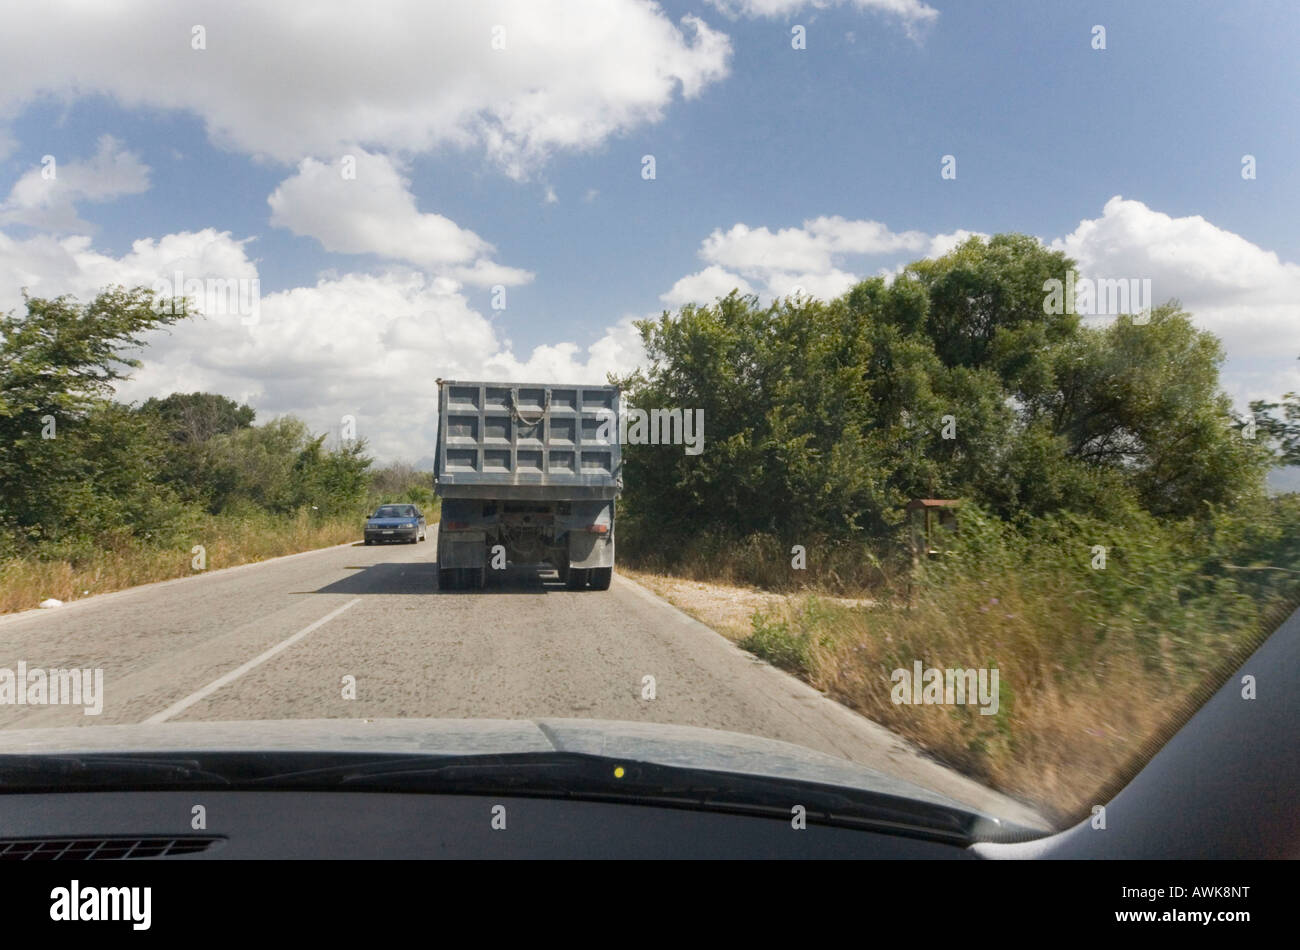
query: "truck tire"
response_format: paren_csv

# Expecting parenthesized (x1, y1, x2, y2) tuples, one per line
(588, 567, 612, 591)
(565, 567, 588, 590)
(439, 568, 458, 590)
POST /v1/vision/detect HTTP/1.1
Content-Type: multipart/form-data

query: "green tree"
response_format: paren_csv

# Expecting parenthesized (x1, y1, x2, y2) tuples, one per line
(1251, 383, 1300, 467)
(0, 287, 187, 545)
(617, 291, 902, 542)
(1036, 308, 1270, 516)
(903, 233, 1078, 385)
(140, 392, 256, 443)
(136, 392, 258, 507)
(618, 235, 1272, 551)
(291, 432, 372, 516)
(202, 417, 371, 515)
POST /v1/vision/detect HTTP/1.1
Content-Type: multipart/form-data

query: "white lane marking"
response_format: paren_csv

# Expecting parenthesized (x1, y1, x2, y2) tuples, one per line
(142, 597, 362, 724)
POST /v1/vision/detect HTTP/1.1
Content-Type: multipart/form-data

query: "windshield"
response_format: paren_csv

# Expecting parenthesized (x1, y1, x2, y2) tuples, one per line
(0, 0, 1296, 842)
(373, 506, 416, 519)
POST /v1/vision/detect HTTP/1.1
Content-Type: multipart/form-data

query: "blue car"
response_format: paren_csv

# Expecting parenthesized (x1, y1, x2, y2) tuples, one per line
(364, 504, 427, 544)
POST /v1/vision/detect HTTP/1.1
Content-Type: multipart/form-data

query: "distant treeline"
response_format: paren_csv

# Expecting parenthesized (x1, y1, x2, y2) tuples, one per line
(0, 287, 432, 565)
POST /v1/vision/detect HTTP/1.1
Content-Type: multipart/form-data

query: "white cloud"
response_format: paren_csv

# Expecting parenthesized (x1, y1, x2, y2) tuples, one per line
(0, 1, 731, 178)
(661, 265, 754, 306)
(0, 228, 254, 313)
(701, 222, 838, 275)
(925, 229, 984, 258)
(772, 267, 861, 301)
(700, 217, 931, 275)
(1052, 195, 1300, 406)
(480, 315, 645, 384)
(705, 0, 938, 38)
(1053, 196, 1300, 318)
(673, 216, 955, 303)
(807, 215, 931, 256)
(0, 226, 642, 463)
(0, 135, 149, 232)
(267, 149, 531, 287)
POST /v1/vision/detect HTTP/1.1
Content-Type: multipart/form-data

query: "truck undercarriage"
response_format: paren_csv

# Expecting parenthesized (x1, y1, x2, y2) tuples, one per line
(435, 497, 615, 591)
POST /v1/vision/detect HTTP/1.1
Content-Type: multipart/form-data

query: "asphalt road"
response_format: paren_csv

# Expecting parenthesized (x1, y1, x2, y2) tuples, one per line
(0, 529, 1045, 827)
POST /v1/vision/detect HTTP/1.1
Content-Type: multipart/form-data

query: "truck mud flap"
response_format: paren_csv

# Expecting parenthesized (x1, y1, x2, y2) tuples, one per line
(567, 531, 614, 569)
(437, 531, 487, 568)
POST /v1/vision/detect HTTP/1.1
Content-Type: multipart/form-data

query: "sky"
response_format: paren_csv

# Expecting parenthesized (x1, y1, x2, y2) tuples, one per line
(0, 0, 1297, 471)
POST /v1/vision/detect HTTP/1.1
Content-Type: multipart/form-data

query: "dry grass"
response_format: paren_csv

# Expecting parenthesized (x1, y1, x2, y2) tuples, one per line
(802, 585, 1182, 825)
(626, 566, 1210, 826)
(0, 512, 359, 614)
(620, 508, 1300, 824)
(621, 529, 896, 594)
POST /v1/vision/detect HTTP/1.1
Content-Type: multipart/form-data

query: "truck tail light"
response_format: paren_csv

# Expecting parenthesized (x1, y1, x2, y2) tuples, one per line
(585, 524, 609, 534)
(444, 521, 470, 530)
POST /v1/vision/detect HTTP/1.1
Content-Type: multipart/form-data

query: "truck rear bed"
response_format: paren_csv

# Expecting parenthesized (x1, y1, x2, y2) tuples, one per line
(434, 379, 621, 500)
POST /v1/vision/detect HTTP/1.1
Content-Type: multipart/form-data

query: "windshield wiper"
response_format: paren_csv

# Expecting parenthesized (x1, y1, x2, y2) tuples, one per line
(311, 752, 979, 843)
(0, 754, 231, 789)
(0, 750, 984, 844)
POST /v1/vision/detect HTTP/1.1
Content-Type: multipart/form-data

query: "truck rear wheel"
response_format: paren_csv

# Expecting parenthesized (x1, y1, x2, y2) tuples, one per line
(439, 568, 458, 590)
(588, 567, 612, 591)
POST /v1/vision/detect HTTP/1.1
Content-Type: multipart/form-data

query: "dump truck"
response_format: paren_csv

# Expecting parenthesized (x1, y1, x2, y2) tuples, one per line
(433, 379, 621, 591)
